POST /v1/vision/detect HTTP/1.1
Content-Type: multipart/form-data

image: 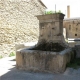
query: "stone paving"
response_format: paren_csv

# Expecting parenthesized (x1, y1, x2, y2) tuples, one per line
(0, 57, 80, 80)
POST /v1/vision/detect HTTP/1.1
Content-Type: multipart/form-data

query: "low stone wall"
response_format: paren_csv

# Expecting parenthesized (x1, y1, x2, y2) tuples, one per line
(16, 48, 74, 73)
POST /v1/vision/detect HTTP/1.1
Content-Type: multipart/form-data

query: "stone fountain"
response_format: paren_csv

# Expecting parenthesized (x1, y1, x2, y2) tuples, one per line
(16, 13, 74, 73)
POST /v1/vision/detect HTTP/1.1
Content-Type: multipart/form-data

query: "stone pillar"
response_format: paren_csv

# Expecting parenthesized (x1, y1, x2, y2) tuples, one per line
(36, 13, 65, 43)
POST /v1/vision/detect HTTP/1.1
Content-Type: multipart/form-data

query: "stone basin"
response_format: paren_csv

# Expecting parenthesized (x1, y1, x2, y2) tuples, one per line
(16, 47, 74, 73)
(16, 13, 75, 73)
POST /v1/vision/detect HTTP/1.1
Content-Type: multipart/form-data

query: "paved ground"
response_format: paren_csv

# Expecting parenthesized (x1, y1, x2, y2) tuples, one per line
(0, 57, 80, 80)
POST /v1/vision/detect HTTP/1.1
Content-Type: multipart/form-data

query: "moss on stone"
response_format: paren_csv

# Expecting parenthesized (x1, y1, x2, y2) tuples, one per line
(67, 58, 80, 69)
(30, 42, 66, 52)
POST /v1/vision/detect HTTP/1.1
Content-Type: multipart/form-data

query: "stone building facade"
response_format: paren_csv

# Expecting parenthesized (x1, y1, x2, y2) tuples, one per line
(63, 18, 80, 38)
(0, 0, 46, 57)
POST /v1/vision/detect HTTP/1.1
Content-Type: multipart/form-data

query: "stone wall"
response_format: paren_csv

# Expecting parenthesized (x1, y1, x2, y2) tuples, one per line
(63, 19, 80, 38)
(0, 0, 46, 57)
(1, 0, 80, 57)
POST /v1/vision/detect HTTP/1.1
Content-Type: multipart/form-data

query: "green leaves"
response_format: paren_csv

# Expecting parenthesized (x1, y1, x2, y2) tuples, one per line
(45, 10, 62, 14)
(45, 11, 54, 14)
(0, 55, 3, 59)
(67, 58, 80, 69)
(9, 52, 15, 57)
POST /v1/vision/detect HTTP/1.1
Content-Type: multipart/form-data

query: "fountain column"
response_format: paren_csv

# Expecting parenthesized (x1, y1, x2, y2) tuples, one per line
(16, 13, 74, 73)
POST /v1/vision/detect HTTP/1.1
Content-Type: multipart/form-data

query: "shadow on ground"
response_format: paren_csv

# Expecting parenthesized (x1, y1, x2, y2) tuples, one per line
(0, 57, 80, 80)
(0, 67, 55, 80)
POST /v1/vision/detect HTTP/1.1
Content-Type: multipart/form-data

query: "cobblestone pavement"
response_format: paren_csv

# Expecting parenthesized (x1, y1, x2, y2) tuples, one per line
(0, 57, 80, 80)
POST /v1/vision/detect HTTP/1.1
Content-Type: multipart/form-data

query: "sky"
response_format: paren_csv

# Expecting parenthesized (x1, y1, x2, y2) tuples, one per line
(41, 0, 80, 18)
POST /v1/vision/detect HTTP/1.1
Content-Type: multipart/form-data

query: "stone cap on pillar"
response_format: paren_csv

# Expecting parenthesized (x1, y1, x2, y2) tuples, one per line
(36, 13, 65, 22)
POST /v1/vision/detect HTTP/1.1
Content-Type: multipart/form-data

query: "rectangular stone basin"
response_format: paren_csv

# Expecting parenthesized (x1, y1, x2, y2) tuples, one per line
(16, 48, 74, 73)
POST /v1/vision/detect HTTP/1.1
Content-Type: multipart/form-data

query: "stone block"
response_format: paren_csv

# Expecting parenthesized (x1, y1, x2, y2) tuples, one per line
(16, 48, 74, 73)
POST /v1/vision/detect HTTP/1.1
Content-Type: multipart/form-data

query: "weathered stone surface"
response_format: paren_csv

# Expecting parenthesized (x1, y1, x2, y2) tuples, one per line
(16, 13, 73, 73)
(36, 13, 68, 49)
(0, 43, 15, 57)
(0, 0, 46, 57)
(37, 13, 65, 43)
(63, 19, 80, 38)
(16, 48, 74, 73)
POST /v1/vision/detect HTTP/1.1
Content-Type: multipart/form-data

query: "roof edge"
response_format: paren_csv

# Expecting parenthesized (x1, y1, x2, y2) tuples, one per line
(39, 0, 47, 8)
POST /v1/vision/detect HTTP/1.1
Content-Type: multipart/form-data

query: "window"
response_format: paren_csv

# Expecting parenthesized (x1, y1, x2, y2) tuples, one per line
(75, 34, 77, 36)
